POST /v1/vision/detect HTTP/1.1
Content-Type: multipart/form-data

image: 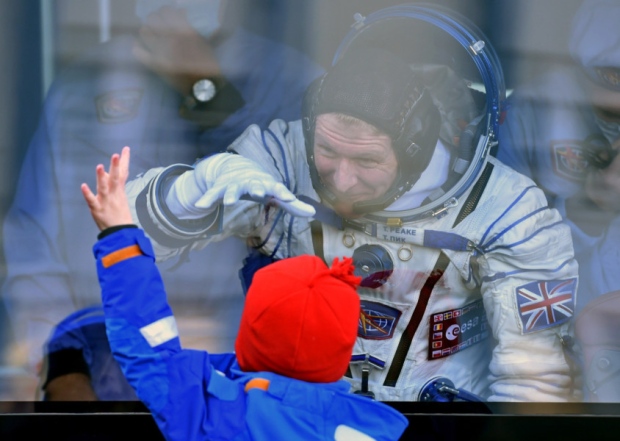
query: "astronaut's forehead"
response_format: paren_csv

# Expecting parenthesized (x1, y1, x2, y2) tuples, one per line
(314, 114, 392, 155)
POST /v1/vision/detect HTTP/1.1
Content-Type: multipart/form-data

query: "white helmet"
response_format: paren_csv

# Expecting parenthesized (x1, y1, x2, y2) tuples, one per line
(305, 3, 506, 223)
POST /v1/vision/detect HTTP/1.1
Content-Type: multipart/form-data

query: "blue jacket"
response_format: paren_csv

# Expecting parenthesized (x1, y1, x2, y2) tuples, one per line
(94, 228, 408, 440)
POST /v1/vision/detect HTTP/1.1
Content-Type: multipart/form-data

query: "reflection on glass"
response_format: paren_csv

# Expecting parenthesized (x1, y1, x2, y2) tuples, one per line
(0, 0, 618, 420)
(108, 2, 578, 404)
(0, 0, 322, 401)
(497, 0, 620, 403)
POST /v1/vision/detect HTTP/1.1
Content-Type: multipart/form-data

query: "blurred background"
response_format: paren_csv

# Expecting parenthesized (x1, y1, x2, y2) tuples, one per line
(0, 0, 584, 403)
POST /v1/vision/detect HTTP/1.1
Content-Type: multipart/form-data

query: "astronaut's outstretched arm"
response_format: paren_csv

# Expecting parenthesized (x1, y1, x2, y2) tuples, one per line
(126, 151, 314, 260)
(166, 153, 315, 219)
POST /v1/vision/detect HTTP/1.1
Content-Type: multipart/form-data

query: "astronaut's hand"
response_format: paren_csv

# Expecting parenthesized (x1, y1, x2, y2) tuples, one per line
(133, 6, 221, 96)
(166, 153, 315, 219)
(585, 140, 620, 212)
(81, 147, 134, 231)
(194, 158, 316, 218)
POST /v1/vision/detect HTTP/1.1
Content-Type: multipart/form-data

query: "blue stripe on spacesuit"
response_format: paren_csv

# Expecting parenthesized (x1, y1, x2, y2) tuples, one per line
(266, 127, 291, 189)
(271, 224, 286, 257)
(423, 230, 472, 251)
(286, 217, 294, 258)
(256, 210, 284, 250)
(483, 220, 565, 253)
(256, 126, 299, 259)
(259, 129, 282, 181)
(260, 128, 290, 189)
(285, 197, 298, 259)
(481, 257, 574, 283)
(480, 206, 548, 249)
(480, 185, 538, 245)
(466, 260, 481, 286)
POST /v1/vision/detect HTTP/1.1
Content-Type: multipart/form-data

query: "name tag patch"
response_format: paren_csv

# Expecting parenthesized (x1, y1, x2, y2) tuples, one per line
(358, 301, 402, 340)
(428, 299, 489, 360)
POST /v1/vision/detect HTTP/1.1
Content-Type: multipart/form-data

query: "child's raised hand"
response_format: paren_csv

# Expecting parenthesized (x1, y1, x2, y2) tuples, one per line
(81, 146, 134, 231)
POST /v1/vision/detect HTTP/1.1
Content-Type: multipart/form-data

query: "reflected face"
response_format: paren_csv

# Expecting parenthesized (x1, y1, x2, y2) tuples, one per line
(313, 113, 398, 218)
(587, 83, 620, 147)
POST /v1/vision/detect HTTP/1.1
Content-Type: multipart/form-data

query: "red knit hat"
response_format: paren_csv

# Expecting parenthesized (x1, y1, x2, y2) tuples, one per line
(235, 254, 362, 383)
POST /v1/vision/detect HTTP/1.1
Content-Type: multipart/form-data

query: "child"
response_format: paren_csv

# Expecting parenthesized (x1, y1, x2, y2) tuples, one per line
(81, 146, 408, 440)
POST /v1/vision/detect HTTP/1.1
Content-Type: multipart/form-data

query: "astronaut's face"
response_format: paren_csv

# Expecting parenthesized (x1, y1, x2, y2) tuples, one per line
(313, 113, 398, 218)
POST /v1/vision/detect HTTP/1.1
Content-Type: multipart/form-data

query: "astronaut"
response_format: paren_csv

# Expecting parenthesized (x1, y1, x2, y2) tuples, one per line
(496, 0, 620, 401)
(122, 5, 580, 402)
(0, 0, 322, 400)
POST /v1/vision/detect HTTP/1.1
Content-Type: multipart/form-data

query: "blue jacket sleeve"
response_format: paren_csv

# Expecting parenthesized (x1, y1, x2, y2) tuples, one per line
(94, 228, 185, 406)
(94, 228, 250, 441)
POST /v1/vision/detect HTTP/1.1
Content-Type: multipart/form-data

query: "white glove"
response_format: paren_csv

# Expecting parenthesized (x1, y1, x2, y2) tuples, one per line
(165, 153, 315, 219)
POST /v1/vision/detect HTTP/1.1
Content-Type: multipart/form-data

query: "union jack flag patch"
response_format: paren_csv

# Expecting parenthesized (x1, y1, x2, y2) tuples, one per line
(515, 278, 577, 334)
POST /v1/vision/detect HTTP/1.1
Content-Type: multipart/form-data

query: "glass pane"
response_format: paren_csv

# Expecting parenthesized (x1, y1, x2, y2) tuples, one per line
(0, 0, 618, 430)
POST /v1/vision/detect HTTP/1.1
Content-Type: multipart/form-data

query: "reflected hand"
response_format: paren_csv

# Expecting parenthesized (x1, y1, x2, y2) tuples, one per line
(81, 147, 134, 231)
(133, 6, 221, 95)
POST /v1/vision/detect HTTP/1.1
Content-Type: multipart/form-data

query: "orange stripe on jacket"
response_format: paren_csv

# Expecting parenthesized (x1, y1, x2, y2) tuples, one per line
(101, 244, 143, 268)
(244, 378, 270, 393)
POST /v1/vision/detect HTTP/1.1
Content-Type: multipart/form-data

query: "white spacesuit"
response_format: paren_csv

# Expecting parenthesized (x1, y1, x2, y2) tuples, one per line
(125, 5, 580, 402)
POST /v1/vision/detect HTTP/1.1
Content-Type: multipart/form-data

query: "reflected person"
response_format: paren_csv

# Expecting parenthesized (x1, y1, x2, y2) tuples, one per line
(497, 0, 620, 401)
(0, 0, 323, 400)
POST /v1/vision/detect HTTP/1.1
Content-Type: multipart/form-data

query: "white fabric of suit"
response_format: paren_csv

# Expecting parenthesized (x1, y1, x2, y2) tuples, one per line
(127, 119, 580, 402)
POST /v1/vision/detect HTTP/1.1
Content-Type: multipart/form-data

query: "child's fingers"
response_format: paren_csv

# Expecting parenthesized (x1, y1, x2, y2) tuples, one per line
(109, 154, 121, 188)
(96, 164, 109, 195)
(109, 148, 130, 190)
(119, 147, 131, 182)
(81, 183, 98, 209)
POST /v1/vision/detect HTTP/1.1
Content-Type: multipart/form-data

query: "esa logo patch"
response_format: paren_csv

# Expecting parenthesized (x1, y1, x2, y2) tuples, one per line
(95, 89, 143, 124)
(428, 299, 488, 360)
(358, 301, 401, 340)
